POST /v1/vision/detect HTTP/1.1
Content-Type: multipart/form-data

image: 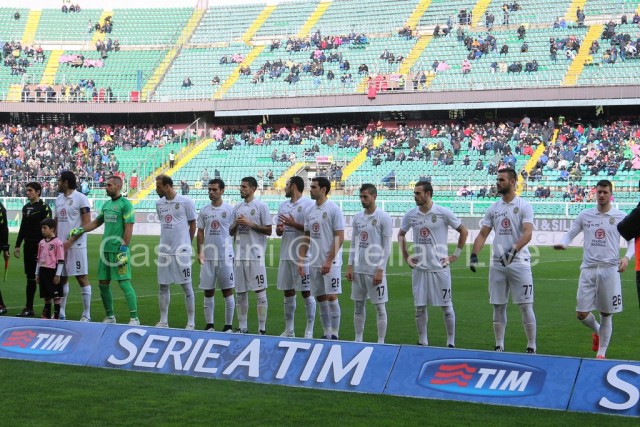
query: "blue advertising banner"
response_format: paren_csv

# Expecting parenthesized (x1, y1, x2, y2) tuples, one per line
(569, 360, 640, 417)
(384, 347, 580, 410)
(87, 325, 399, 393)
(0, 317, 107, 365)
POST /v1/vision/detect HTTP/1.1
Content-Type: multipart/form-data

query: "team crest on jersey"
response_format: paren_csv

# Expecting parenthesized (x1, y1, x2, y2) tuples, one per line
(361, 231, 368, 241)
(322, 212, 328, 219)
(609, 217, 615, 225)
(513, 207, 519, 214)
(501, 218, 511, 228)
(251, 209, 256, 216)
(431, 215, 437, 223)
(67, 199, 73, 206)
(164, 215, 172, 223)
(312, 223, 320, 233)
(595, 229, 605, 239)
(49, 244, 54, 250)
(297, 206, 302, 212)
(222, 212, 227, 218)
(372, 219, 377, 226)
(420, 227, 430, 238)
(211, 220, 220, 230)
(175, 203, 180, 210)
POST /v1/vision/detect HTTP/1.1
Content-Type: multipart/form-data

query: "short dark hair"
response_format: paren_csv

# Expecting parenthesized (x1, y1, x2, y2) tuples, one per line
(498, 167, 518, 181)
(596, 179, 613, 191)
(26, 182, 42, 195)
(40, 218, 56, 229)
(415, 181, 433, 197)
(312, 176, 331, 195)
(208, 178, 225, 189)
(107, 175, 122, 185)
(359, 183, 377, 196)
(156, 174, 173, 187)
(241, 176, 258, 189)
(60, 170, 77, 189)
(289, 176, 304, 192)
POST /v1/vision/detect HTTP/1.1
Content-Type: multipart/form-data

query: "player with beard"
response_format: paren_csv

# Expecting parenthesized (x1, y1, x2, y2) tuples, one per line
(68, 176, 139, 324)
(471, 168, 537, 354)
(276, 176, 315, 338)
(230, 177, 272, 334)
(55, 171, 92, 321)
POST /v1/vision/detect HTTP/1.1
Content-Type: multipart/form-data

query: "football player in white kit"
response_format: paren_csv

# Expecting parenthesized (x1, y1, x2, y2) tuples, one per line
(276, 176, 316, 338)
(398, 181, 468, 347)
(230, 177, 272, 334)
(347, 184, 392, 343)
(197, 179, 235, 332)
(471, 168, 537, 353)
(55, 171, 92, 321)
(299, 177, 345, 340)
(155, 175, 197, 329)
(554, 180, 635, 359)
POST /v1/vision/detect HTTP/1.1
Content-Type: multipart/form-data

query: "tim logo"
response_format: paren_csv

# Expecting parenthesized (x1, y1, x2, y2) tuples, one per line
(0, 327, 79, 356)
(418, 359, 545, 397)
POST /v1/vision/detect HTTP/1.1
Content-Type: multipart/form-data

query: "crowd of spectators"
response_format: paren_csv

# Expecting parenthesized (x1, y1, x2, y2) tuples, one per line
(239, 31, 369, 87)
(0, 123, 179, 197)
(0, 118, 637, 198)
(2, 41, 44, 76)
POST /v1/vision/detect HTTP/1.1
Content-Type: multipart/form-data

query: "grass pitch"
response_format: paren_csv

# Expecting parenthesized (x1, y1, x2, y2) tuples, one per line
(0, 234, 638, 425)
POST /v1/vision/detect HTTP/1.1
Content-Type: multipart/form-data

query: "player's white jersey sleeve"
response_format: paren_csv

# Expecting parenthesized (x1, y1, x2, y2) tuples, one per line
(279, 197, 313, 261)
(198, 203, 234, 260)
(157, 195, 195, 255)
(233, 199, 271, 261)
(482, 196, 533, 262)
(402, 205, 460, 271)
(305, 200, 344, 268)
(55, 190, 90, 248)
(564, 207, 632, 268)
(351, 208, 393, 275)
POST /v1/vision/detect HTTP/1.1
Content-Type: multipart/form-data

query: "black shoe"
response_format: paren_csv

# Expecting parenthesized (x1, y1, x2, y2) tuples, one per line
(16, 308, 35, 318)
(0, 305, 7, 315)
(330, 335, 338, 340)
(204, 324, 215, 331)
(259, 330, 266, 335)
(526, 347, 536, 354)
(222, 325, 233, 332)
(234, 328, 248, 334)
(494, 345, 504, 352)
(447, 344, 455, 348)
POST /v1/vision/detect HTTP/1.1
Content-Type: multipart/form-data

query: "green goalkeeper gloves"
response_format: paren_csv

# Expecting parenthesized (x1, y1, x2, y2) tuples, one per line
(68, 227, 85, 238)
(116, 245, 129, 267)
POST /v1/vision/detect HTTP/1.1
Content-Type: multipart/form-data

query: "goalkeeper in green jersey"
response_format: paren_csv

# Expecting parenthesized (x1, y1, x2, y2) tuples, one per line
(67, 176, 139, 325)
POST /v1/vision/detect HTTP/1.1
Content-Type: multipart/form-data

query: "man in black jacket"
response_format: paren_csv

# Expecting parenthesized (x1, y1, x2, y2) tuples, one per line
(14, 182, 52, 317)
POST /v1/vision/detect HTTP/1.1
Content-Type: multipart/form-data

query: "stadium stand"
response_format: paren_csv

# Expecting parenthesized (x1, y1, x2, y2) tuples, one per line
(2, 0, 639, 102)
(190, 3, 265, 43)
(35, 8, 103, 42)
(109, 8, 193, 46)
